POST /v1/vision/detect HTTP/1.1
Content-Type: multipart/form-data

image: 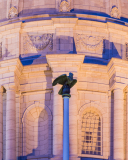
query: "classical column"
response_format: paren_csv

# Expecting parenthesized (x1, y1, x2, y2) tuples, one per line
(113, 87, 124, 160)
(63, 96, 70, 160)
(69, 84, 79, 160)
(0, 86, 3, 160)
(52, 85, 63, 160)
(6, 86, 16, 160)
(46, 54, 85, 160)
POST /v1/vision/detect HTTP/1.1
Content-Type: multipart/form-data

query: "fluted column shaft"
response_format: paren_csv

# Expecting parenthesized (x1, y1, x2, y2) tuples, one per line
(53, 85, 63, 159)
(6, 87, 16, 160)
(114, 88, 124, 160)
(0, 87, 3, 160)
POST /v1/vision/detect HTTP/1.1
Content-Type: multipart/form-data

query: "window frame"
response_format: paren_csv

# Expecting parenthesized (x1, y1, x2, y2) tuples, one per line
(77, 103, 108, 160)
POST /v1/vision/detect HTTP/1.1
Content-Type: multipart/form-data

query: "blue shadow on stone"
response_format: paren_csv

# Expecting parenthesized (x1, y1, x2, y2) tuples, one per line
(84, 56, 109, 65)
(20, 54, 41, 66)
(18, 156, 27, 160)
(71, 9, 110, 18)
(83, 40, 122, 66)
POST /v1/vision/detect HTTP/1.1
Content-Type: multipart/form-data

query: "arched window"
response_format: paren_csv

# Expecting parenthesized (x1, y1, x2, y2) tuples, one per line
(22, 102, 52, 157)
(25, 107, 49, 156)
(81, 110, 102, 155)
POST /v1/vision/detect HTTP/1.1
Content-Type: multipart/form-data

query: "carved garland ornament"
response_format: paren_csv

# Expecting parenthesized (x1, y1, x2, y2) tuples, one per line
(23, 34, 53, 54)
(75, 34, 104, 52)
(8, 6, 18, 19)
(59, 1, 70, 12)
(111, 6, 120, 19)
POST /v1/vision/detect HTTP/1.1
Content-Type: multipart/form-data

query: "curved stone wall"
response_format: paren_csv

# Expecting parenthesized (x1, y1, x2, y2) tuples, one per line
(0, 0, 128, 21)
(0, 1, 128, 160)
(0, 17, 127, 65)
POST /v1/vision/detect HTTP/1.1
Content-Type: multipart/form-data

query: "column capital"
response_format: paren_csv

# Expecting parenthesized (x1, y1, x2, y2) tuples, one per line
(110, 82, 125, 91)
(108, 90, 111, 97)
(4, 84, 16, 91)
(46, 54, 85, 72)
(0, 86, 4, 93)
(124, 86, 128, 93)
(47, 54, 84, 81)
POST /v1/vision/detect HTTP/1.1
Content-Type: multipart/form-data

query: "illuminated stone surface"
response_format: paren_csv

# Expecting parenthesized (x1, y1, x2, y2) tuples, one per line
(0, 0, 128, 160)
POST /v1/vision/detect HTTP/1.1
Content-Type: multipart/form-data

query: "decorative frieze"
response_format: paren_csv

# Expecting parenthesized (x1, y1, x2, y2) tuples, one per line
(111, 6, 120, 19)
(8, 6, 18, 19)
(59, 0, 70, 12)
(23, 34, 53, 54)
(75, 34, 104, 52)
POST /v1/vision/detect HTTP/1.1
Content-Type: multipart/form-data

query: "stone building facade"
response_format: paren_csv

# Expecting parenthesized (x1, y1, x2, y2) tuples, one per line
(0, 0, 128, 160)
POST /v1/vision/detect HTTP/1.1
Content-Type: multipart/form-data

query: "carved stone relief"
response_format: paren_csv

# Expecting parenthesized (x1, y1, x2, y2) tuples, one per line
(59, 0, 70, 12)
(8, 6, 18, 19)
(23, 33, 53, 54)
(75, 34, 104, 52)
(126, 43, 128, 59)
(111, 6, 120, 19)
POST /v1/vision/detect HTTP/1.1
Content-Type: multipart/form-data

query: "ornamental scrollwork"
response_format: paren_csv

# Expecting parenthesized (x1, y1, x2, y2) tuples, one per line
(111, 6, 120, 19)
(59, 0, 70, 12)
(75, 34, 104, 52)
(8, 6, 18, 19)
(23, 34, 53, 54)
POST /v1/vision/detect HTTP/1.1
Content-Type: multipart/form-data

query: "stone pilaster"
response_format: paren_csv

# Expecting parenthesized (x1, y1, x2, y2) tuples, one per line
(126, 87, 128, 160)
(69, 84, 80, 160)
(0, 86, 3, 160)
(5, 86, 16, 160)
(113, 86, 124, 160)
(46, 54, 84, 160)
(52, 84, 63, 160)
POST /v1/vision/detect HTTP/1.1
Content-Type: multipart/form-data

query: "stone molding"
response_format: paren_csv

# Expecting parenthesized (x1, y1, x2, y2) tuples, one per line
(0, 58, 23, 92)
(124, 86, 128, 93)
(111, 83, 126, 91)
(107, 58, 128, 77)
(0, 86, 4, 93)
(46, 54, 85, 69)
(4, 84, 16, 91)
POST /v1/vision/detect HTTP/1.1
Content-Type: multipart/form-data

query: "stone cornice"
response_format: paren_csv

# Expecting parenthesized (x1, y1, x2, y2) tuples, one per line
(109, 82, 126, 91)
(0, 58, 23, 91)
(22, 63, 50, 74)
(46, 54, 85, 69)
(124, 86, 128, 93)
(107, 58, 128, 78)
(0, 17, 128, 36)
(0, 86, 4, 93)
